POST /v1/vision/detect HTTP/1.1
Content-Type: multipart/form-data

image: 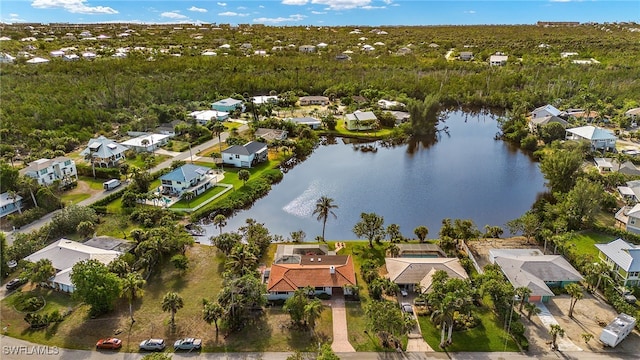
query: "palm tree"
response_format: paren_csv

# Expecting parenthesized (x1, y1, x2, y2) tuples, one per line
(431, 296, 455, 348)
(122, 272, 146, 323)
(524, 302, 541, 321)
(549, 324, 565, 351)
(515, 287, 532, 312)
(566, 283, 583, 318)
(210, 121, 226, 171)
(387, 243, 400, 258)
(414, 226, 429, 242)
(202, 298, 224, 338)
(181, 191, 195, 208)
(303, 298, 323, 333)
(162, 291, 184, 329)
(6, 190, 21, 214)
(312, 196, 338, 242)
(213, 214, 227, 235)
(226, 244, 258, 276)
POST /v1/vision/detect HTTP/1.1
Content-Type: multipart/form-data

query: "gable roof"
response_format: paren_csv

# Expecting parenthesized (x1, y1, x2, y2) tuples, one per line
(385, 258, 468, 290)
(25, 239, 121, 273)
(346, 111, 378, 122)
(532, 104, 561, 117)
(212, 97, 243, 107)
(530, 115, 568, 127)
(0, 192, 22, 207)
(80, 136, 128, 158)
(595, 238, 640, 272)
(288, 117, 321, 125)
(120, 134, 170, 148)
(267, 255, 356, 292)
(20, 157, 73, 175)
(222, 141, 267, 156)
(494, 254, 583, 297)
(566, 126, 617, 141)
(160, 164, 209, 183)
(625, 108, 640, 116)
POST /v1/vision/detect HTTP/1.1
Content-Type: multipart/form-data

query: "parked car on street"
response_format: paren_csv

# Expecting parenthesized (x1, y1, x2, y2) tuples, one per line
(5, 278, 26, 291)
(96, 338, 122, 349)
(174, 338, 202, 351)
(139, 338, 165, 351)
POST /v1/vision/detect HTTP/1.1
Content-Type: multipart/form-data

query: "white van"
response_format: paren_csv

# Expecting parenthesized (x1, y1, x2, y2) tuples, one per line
(103, 179, 121, 191)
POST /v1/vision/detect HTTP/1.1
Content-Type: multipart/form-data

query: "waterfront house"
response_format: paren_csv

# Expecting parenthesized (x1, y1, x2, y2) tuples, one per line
(565, 125, 617, 152)
(254, 128, 288, 142)
(222, 141, 268, 168)
(345, 111, 378, 131)
(385, 257, 468, 293)
(287, 117, 322, 129)
(528, 115, 568, 133)
(159, 164, 214, 197)
(20, 157, 78, 186)
(531, 104, 561, 119)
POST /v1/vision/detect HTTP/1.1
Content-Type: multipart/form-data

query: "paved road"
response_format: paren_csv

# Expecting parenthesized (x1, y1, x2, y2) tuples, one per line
(3, 125, 248, 246)
(0, 335, 631, 360)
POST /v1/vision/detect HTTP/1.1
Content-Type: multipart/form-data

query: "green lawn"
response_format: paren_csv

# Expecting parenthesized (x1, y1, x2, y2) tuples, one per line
(126, 154, 170, 169)
(170, 185, 229, 209)
(568, 231, 616, 258)
(418, 307, 519, 352)
(322, 120, 393, 139)
(78, 176, 109, 190)
(60, 192, 90, 205)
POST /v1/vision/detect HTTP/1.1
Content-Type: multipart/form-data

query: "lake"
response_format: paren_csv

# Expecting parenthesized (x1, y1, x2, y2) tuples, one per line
(199, 110, 546, 242)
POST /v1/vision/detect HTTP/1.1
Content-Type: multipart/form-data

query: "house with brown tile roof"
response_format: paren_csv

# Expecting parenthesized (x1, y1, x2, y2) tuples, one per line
(266, 254, 356, 300)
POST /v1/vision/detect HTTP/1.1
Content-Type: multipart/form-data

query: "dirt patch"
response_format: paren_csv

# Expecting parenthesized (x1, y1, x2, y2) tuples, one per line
(468, 236, 540, 269)
(67, 180, 102, 197)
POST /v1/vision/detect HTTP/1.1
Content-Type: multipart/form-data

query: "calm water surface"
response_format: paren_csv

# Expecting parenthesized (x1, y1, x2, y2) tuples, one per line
(200, 110, 546, 242)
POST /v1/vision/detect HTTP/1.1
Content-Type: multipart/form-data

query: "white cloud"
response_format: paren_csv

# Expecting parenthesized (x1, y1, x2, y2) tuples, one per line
(310, 0, 372, 10)
(362, 5, 385, 10)
(188, 6, 207, 13)
(219, 11, 249, 17)
(238, 6, 247, 10)
(253, 14, 306, 24)
(464, 10, 476, 14)
(311, 11, 327, 14)
(161, 11, 187, 19)
(282, 0, 308, 5)
(382, 0, 393, 4)
(549, 0, 571, 2)
(31, 0, 118, 14)
(10, 13, 20, 17)
(217, 2, 227, 6)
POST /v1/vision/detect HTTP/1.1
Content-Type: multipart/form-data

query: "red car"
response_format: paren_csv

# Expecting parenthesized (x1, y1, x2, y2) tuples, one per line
(96, 338, 122, 350)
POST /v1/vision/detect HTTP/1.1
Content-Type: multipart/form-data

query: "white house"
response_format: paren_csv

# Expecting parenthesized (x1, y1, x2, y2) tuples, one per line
(189, 110, 229, 124)
(251, 95, 278, 105)
(299, 96, 330, 106)
(299, 45, 316, 53)
(0, 192, 23, 219)
(120, 134, 170, 153)
(24, 239, 121, 293)
(0, 53, 15, 64)
(80, 136, 128, 168)
(287, 117, 322, 129)
(222, 141, 268, 168)
(19, 157, 78, 186)
(345, 111, 378, 131)
(595, 239, 640, 287)
(159, 164, 214, 197)
(565, 125, 617, 152)
(531, 104, 561, 119)
(489, 54, 508, 66)
(625, 108, 640, 121)
(615, 204, 640, 234)
(377, 99, 404, 109)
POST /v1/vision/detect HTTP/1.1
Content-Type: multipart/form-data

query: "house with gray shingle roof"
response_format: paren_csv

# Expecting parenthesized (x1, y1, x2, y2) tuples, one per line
(385, 257, 468, 294)
(531, 104, 561, 119)
(80, 136, 128, 168)
(565, 125, 617, 152)
(222, 141, 267, 168)
(159, 164, 214, 197)
(345, 111, 378, 131)
(490, 250, 583, 302)
(528, 115, 568, 134)
(20, 157, 77, 186)
(595, 239, 640, 287)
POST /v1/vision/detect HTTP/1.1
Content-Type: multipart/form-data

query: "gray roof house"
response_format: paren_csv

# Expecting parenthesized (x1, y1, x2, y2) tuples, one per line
(254, 128, 288, 142)
(222, 141, 268, 168)
(491, 251, 583, 302)
(385, 257, 468, 293)
(80, 136, 128, 168)
(160, 164, 214, 197)
(528, 115, 569, 134)
(345, 111, 378, 131)
(565, 125, 617, 152)
(595, 239, 640, 287)
(531, 104, 561, 119)
(287, 117, 322, 129)
(594, 158, 640, 176)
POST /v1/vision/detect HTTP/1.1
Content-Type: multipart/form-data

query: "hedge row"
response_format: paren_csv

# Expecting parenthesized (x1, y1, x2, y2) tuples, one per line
(76, 163, 121, 179)
(591, 224, 640, 245)
(191, 168, 283, 221)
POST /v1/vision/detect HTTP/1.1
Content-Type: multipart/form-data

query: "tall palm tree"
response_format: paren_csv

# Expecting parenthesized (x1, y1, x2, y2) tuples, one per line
(213, 214, 227, 235)
(202, 298, 224, 338)
(162, 291, 184, 329)
(312, 196, 338, 242)
(304, 298, 323, 333)
(549, 324, 565, 351)
(431, 296, 455, 348)
(515, 287, 532, 312)
(524, 302, 541, 321)
(210, 121, 226, 171)
(387, 243, 400, 258)
(226, 244, 258, 276)
(566, 283, 583, 318)
(122, 272, 146, 323)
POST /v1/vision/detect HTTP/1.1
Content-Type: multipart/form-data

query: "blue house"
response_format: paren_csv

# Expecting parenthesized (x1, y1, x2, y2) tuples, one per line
(211, 98, 245, 113)
(0, 192, 23, 219)
(160, 164, 214, 197)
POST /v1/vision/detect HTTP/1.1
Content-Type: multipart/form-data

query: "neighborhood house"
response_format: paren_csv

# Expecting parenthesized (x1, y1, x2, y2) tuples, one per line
(211, 98, 245, 113)
(189, 110, 229, 124)
(19, 157, 78, 186)
(595, 239, 640, 287)
(80, 136, 128, 168)
(565, 125, 617, 152)
(221, 141, 268, 168)
(159, 164, 215, 197)
(345, 111, 378, 131)
(0, 192, 22, 219)
(385, 257, 469, 293)
(287, 117, 322, 129)
(299, 96, 330, 106)
(120, 134, 170, 153)
(24, 239, 121, 293)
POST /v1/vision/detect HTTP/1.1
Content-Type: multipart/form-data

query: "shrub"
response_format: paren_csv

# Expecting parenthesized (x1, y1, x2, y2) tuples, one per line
(316, 293, 331, 300)
(75, 163, 121, 179)
(7, 207, 48, 228)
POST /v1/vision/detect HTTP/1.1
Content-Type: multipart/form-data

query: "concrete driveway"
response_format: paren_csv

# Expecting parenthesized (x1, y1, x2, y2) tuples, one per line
(328, 298, 355, 352)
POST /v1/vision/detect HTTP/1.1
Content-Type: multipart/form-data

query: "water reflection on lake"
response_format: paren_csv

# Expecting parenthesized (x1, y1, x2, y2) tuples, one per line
(199, 110, 546, 243)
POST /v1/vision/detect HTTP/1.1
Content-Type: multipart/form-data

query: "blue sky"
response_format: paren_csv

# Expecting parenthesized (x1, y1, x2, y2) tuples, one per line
(1, 1, 638, 25)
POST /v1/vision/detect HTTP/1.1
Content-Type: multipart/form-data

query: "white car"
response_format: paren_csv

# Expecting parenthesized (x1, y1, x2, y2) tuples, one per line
(174, 338, 202, 351)
(139, 338, 165, 351)
(401, 302, 414, 315)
